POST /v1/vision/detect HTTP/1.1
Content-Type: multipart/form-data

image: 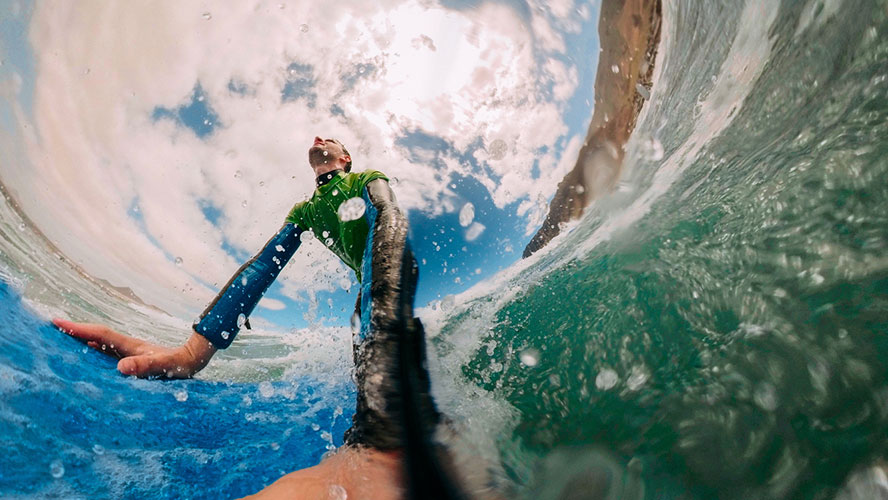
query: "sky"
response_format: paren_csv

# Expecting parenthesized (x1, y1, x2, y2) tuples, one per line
(0, 0, 602, 330)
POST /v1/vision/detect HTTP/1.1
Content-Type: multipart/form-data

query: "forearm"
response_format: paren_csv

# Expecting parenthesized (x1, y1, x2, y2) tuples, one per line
(194, 223, 302, 349)
(360, 179, 417, 332)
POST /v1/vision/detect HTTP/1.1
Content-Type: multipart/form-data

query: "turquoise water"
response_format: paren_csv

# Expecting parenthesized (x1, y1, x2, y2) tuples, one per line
(430, 1, 888, 498)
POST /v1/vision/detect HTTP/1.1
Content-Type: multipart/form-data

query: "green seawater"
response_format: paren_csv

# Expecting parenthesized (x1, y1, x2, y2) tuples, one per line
(433, 1, 888, 498)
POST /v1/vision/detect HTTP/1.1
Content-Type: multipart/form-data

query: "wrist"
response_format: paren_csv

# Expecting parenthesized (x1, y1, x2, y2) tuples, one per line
(182, 332, 217, 374)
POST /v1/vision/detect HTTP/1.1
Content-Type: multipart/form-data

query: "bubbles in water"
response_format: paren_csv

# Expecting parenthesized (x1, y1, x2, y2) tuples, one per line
(174, 257, 183, 266)
(487, 138, 508, 160)
(595, 368, 619, 390)
(278, 3, 286, 9)
(338, 197, 367, 221)
(174, 390, 188, 402)
(389, 176, 400, 186)
(237, 314, 247, 328)
(92, 444, 105, 455)
(465, 222, 485, 242)
(329, 485, 347, 500)
(519, 348, 540, 367)
(234, 170, 242, 179)
(331, 189, 339, 196)
(241, 200, 248, 208)
(635, 83, 651, 100)
(259, 381, 274, 398)
(322, 230, 329, 238)
(325, 238, 334, 247)
(311, 423, 321, 431)
(221, 331, 230, 340)
(459, 203, 475, 227)
(300, 230, 315, 242)
(202, 12, 212, 20)
(300, 24, 309, 33)
(754, 382, 778, 411)
(640, 137, 664, 161)
(275, 244, 285, 252)
(611, 64, 620, 74)
(241, 276, 249, 286)
(49, 460, 64, 479)
(18, 222, 26, 231)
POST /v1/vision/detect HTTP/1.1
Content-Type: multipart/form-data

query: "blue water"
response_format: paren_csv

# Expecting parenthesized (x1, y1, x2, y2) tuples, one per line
(0, 281, 354, 499)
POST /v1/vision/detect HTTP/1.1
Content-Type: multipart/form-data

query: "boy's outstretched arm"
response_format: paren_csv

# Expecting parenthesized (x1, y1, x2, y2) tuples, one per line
(54, 222, 304, 378)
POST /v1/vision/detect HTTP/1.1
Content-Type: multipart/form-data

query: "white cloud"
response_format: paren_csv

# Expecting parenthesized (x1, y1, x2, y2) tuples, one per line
(8, 0, 589, 318)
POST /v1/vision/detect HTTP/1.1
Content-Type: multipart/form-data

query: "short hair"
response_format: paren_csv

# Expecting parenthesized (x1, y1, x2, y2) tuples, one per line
(330, 139, 352, 173)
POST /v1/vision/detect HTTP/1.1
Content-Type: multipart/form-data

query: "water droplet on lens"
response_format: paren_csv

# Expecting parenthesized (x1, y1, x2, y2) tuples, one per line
(595, 368, 619, 390)
(299, 23, 309, 33)
(337, 197, 366, 222)
(49, 460, 65, 478)
(300, 231, 315, 242)
(641, 137, 664, 161)
(465, 222, 485, 242)
(259, 381, 274, 398)
(487, 138, 507, 160)
(754, 382, 778, 411)
(174, 257, 183, 266)
(174, 389, 188, 402)
(329, 484, 347, 500)
(458, 203, 475, 227)
(626, 366, 649, 390)
(519, 348, 539, 367)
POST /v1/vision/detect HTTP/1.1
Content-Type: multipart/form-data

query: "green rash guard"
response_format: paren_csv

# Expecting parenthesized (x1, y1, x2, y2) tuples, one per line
(285, 169, 387, 282)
